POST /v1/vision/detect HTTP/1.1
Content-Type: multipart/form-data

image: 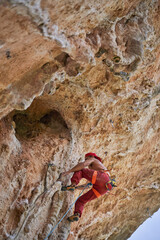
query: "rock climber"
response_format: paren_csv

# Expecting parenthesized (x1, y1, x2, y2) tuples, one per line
(61, 152, 116, 222)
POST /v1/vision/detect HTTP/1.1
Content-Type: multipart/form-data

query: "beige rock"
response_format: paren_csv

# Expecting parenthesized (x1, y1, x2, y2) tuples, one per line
(0, 0, 160, 240)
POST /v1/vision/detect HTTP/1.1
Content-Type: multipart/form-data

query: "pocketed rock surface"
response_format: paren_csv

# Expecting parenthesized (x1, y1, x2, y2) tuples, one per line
(0, 0, 160, 239)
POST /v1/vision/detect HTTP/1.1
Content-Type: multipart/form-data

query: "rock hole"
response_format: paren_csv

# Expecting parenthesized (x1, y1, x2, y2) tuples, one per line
(40, 110, 68, 130)
(55, 52, 81, 76)
(55, 52, 69, 67)
(41, 62, 59, 75)
(13, 109, 69, 139)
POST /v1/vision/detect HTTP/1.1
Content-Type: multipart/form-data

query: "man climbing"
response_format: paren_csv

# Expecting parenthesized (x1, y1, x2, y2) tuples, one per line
(61, 152, 116, 222)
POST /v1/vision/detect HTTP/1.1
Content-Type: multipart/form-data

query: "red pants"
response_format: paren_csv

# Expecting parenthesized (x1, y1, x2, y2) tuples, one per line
(71, 169, 110, 217)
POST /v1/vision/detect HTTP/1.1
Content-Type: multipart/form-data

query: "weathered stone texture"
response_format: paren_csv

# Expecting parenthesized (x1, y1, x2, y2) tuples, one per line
(0, 0, 160, 239)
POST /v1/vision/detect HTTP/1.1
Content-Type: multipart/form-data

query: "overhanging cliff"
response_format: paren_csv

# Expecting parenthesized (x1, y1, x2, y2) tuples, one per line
(0, 0, 160, 239)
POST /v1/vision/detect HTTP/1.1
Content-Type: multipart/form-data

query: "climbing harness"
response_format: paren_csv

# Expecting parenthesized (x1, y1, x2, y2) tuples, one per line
(43, 183, 90, 240)
(92, 171, 98, 184)
(92, 188, 101, 198)
(91, 171, 101, 198)
(91, 171, 117, 198)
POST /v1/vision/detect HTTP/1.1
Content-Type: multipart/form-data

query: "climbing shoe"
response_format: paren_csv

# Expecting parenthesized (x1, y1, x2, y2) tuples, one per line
(67, 214, 79, 222)
(61, 185, 75, 192)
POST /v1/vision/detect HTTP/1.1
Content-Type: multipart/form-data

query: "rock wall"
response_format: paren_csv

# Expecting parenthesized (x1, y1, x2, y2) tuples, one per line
(0, 0, 160, 239)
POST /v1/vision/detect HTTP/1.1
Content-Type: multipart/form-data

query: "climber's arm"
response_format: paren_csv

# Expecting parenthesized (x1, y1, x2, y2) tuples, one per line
(62, 159, 94, 176)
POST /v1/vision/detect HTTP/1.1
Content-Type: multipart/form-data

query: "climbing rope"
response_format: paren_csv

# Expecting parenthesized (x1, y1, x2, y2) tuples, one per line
(44, 183, 90, 240)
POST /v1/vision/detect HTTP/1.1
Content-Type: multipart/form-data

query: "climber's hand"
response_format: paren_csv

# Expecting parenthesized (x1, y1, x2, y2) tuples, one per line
(61, 171, 70, 177)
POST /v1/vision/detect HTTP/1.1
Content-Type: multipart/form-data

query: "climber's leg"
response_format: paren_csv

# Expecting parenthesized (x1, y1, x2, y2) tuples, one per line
(61, 169, 94, 192)
(67, 188, 97, 222)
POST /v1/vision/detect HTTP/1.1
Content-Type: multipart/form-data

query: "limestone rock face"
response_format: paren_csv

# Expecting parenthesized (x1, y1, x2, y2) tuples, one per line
(0, 0, 160, 239)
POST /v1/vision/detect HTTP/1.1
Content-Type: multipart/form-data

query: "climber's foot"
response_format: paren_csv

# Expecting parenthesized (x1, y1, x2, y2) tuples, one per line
(67, 213, 80, 222)
(61, 185, 75, 192)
